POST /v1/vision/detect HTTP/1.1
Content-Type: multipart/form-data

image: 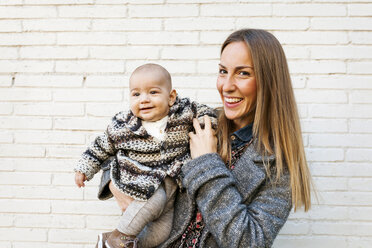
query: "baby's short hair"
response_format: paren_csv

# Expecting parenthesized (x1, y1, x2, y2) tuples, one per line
(131, 63, 172, 90)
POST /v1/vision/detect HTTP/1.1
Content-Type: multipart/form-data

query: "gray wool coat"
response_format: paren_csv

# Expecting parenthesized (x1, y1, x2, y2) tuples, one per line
(158, 142, 293, 248)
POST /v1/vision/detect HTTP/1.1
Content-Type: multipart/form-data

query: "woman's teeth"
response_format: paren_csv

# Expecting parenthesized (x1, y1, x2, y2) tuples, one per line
(225, 97, 242, 103)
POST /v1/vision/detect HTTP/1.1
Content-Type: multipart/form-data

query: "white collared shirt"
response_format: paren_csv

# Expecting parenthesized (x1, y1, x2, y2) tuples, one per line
(142, 115, 168, 141)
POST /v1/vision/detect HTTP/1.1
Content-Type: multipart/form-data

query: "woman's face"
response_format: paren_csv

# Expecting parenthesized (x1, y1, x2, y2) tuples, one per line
(217, 41, 257, 131)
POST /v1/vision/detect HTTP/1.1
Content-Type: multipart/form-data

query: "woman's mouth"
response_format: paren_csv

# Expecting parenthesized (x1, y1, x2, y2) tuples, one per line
(224, 97, 243, 106)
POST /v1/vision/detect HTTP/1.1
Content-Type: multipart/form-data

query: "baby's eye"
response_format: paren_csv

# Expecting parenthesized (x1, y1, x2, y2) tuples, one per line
(132, 92, 140, 97)
(150, 91, 158, 94)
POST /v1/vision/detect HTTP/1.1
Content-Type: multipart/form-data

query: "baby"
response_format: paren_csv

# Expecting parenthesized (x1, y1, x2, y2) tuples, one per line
(74, 63, 217, 248)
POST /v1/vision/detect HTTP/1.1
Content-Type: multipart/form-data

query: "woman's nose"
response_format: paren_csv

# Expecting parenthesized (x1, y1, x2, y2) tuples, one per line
(222, 76, 236, 92)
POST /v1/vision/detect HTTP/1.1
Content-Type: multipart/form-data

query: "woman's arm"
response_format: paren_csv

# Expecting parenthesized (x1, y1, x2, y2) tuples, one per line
(185, 117, 292, 247)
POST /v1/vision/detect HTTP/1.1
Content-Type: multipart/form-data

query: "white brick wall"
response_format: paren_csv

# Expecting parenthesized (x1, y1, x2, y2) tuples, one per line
(0, 1, 371, 247)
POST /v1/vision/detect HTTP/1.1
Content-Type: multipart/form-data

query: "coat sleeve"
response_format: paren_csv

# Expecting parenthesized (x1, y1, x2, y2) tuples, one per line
(182, 152, 292, 248)
(74, 124, 117, 181)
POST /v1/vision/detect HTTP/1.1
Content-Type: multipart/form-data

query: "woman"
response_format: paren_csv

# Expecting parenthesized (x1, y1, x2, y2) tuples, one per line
(159, 29, 311, 248)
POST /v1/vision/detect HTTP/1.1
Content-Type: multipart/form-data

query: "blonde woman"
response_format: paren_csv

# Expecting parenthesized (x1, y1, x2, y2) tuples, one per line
(158, 29, 312, 248)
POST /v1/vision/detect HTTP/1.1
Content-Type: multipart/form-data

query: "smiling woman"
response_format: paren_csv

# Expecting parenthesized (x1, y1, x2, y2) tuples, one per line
(159, 29, 312, 248)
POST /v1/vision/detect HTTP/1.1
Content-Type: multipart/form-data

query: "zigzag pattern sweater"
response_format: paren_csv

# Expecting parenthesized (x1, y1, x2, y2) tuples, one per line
(74, 97, 217, 201)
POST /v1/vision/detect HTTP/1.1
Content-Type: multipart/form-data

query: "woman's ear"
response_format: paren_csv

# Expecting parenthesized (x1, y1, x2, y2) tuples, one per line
(169, 89, 177, 106)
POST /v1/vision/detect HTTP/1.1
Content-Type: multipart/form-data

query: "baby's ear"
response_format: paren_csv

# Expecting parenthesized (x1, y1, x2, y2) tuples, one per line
(169, 89, 177, 106)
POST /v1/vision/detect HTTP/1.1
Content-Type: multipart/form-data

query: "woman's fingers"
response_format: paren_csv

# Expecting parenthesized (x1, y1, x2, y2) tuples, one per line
(204, 115, 212, 131)
(193, 118, 202, 134)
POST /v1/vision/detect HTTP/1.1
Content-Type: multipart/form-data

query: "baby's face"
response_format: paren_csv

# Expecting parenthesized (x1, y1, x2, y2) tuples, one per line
(129, 71, 175, 122)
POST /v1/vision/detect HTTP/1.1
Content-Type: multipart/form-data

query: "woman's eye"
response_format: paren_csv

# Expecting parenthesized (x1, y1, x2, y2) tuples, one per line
(219, 69, 227, 74)
(239, 71, 250, 76)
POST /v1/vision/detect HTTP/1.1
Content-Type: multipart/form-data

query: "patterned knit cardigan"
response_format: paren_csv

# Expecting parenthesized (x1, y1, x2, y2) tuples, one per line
(74, 97, 217, 201)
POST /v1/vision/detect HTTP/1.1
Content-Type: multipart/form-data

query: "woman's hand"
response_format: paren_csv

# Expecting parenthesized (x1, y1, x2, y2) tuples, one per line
(189, 115, 217, 159)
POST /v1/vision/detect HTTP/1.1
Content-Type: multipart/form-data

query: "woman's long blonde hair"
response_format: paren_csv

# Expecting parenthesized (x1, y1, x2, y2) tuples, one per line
(217, 29, 311, 211)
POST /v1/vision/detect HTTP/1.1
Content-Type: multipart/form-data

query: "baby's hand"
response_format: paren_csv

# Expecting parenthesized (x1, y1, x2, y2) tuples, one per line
(75, 172, 87, 188)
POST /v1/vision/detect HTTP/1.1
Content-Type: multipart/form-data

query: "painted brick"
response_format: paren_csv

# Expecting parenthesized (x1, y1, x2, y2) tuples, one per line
(55, 60, 125, 73)
(54, 118, 108, 131)
(200, 4, 271, 17)
(23, 19, 90, 32)
(0, 172, 51, 185)
(0, 47, 18, 59)
(92, 19, 162, 31)
(86, 215, 119, 229)
(85, 75, 129, 88)
(301, 119, 348, 133)
(350, 31, 372, 44)
(0, 214, 13, 227)
(161, 46, 219, 60)
(58, 6, 127, 18)
(24, 0, 94, 3)
(236, 17, 309, 31)
(294, 89, 347, 103)
(349, 4, 372, 16)
(289, 60, 346, 74)
(310, 46, 372, 59)
(310, 163, 372, 177)
(14, 103, 84, 116)
(274, 237, 348, 248)
(86, 103, 126, 117)
(0, 6, 57, 18)
(20, 46, 89, 59)
(57, 32, 126, 45)
(309, 134, 372, 148)
(0, 61, 54, 73)
(0, 228, 47, 242)
(273, 4, 346, 16)
(0, 89, 51, 102)
(308, 75, 372, 89)
(274, 31, 348, 45)
(172, 76, 216, 89)
(283, 46, 309, 59)
(318, 192, 372, 206)
(310, 104, 372, 118)
(126, 60, 196, 74)
(165, 17, 235, 31)
(0, 103, 13, 115)
(305, 148, 344, 162)
(349, 207, 372, 221)
(197, 60, 220, 74)
(1, 158, 75, 173)
(12, 242, 84, 248)
(346, 149, 372, 162)
(0, 199, 50, 213)
(127, 31, 199, 45)
(51, 200, 118, 215)
(311, 18, 372, 30)
(0, 144, 45, 157)
(200, 31, 232, 45)
(278, 221, 310, 235)
(128, 0, 164, 3)
(46, 145, 86, 158)
(0, 0, 22, 4)
(196, 89, 220, 103)
(348, 62, 372, 74)
(0, 76, 12, 87)
(0, 117, 52, 130)
(9, 185, 83, 200)
(129, 4, 198, 17)
(350, 120, 372, 133)
(0, 33, 56, 45)
(15, 75, 82, 88)
(350, 91, 372, 104)
(53, 89, 122, 102)
(89, 46, 159, 60)
(14, 131, 85, 145)
(0, 20, 21, 32)
(313, 177, 348, 191)
(349, 179, 372, 192)
(0, 132, 13, 143)
(14, 214, 84, 228)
